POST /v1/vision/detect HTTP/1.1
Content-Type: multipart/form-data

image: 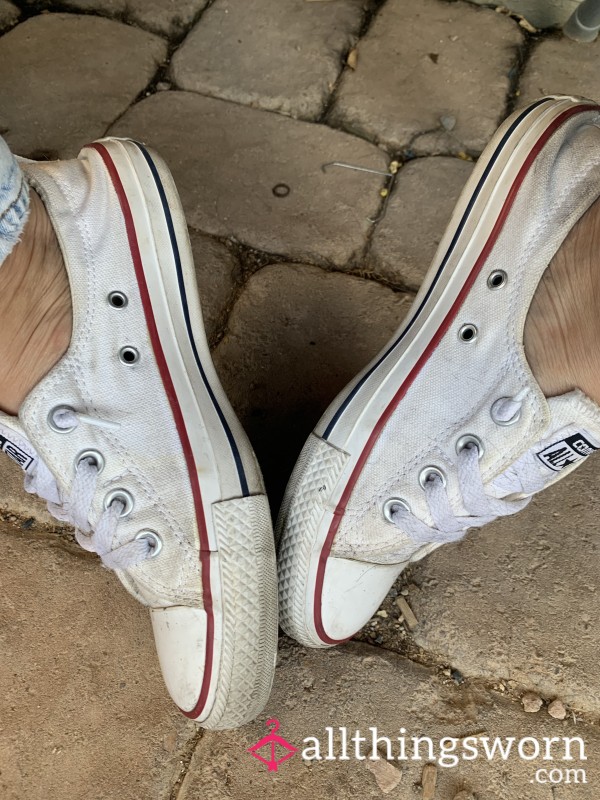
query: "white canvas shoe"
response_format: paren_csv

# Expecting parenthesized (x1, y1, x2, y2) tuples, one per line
(277, 95, 600, 647)
(0, 139, 278, 728)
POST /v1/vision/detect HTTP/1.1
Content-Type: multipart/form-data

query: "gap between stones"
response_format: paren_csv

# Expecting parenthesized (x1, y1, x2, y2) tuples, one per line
(318, 0, 389, 125)
(168, 727, 205, 800)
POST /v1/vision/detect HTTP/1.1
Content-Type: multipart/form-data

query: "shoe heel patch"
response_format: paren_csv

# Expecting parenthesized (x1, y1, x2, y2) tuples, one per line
(536, 433, 598, 472)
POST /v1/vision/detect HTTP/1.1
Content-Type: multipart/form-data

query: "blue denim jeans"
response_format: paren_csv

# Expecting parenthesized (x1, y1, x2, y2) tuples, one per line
(0, 135, 29, 266)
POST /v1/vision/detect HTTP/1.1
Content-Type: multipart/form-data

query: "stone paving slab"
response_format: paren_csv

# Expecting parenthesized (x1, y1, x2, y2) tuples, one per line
(330, 0, 523, 155)
(0, 528, 197, 800)
(468, 0, 578, 29)
(189, 229, 241, 346)
(110, 91, 388, 266)
(0, 0, 18, 31)
(213, 263, 412, 505)
(22, 0, 208, 37)
(519, 36, 600, 108)
(393, 455, 600, 718)
(170, 0, 366, 121)
(370, 156, 474, 290)
(0, 14, 167, 160)
(180, 639, 600, 799)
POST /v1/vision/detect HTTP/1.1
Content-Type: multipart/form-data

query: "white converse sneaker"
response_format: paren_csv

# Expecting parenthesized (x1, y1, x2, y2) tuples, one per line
(277, 95, 600, 647)
(0, 139, 278, 728)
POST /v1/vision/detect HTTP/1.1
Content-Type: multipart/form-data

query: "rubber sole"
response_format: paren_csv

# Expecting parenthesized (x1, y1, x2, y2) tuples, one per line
(277, 96, 600, 648)
(90, 138, 278, 728)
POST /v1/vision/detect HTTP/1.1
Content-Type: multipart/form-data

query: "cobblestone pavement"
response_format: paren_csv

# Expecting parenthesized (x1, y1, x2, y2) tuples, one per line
(1, 1, 600, 798)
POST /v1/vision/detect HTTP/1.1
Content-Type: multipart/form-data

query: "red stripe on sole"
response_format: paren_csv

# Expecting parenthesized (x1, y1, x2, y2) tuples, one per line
(89, 142, 215, 719)
(313, 102, 599, 645)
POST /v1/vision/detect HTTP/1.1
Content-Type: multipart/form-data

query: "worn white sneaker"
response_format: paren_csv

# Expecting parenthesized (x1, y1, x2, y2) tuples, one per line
(277, 95, 600, 647)
(0, 139, 278, 728)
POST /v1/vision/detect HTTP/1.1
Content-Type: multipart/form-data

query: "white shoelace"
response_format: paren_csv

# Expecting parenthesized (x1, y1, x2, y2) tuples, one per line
(390, 390, 547, 545)
(24, 409, 155, 570)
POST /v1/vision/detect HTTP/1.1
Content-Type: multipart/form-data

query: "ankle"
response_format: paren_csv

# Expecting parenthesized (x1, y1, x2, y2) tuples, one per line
(524, 196, 600, 405)
(0, 190, 72, 415)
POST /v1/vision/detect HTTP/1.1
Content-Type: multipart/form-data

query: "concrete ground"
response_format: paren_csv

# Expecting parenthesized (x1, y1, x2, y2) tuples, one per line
(1, 1, 600, 798)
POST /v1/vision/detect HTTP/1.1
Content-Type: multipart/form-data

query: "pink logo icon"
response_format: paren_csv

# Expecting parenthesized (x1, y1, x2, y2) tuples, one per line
(247, 718, 298, 772)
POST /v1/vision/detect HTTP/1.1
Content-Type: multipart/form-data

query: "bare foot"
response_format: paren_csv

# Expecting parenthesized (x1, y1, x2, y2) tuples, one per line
(0, 189, 72, 415)
(524, 195, 600, 406)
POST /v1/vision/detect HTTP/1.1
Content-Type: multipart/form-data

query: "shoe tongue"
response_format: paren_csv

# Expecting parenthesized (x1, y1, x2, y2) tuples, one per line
(491, 389, 600, 497)
(0, 414, 39, 474)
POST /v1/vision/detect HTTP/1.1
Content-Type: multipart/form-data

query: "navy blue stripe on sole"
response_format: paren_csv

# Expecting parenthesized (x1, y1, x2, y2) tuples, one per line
(322, 96, 550, 440)
(133, 141, 250, 497)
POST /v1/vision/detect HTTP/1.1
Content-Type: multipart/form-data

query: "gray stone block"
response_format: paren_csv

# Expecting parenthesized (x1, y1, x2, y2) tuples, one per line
(330, 0, 523, 155)
(519, 37, 600, 107)
(111, 91, 388, 266)
(21, 0, 209, 37)
(190, 228, 241, 347)
(0, 14, 167, 159)
(170, 0, 366, 120)
(0, 0, 19, 31)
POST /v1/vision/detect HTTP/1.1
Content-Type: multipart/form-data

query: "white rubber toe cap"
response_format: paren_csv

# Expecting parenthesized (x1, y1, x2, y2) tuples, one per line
(150, 606, 208, 715)
(319, 557, 405, 642)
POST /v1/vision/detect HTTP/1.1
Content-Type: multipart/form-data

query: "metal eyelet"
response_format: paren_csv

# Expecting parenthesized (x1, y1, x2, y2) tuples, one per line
(419, 466, 447, 489)
(491, 397, 522, 427)
(104, 489, 135, 518)
(456, 434, 484, 459)
(47, 405, 77, 434)
(487, 270, 507, 290)
(76, 449, 105, 473)
(458, 324, 478, 342)
(382, 497, 411, 524)
(135, 530, 163, 558)
(119, 346, 140, 365)
(108, 291, 128, 309)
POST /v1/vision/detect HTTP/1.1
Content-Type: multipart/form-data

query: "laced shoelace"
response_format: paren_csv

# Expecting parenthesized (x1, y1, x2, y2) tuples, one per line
(26, 408, 157, 570)
(389, 389, 547, 545)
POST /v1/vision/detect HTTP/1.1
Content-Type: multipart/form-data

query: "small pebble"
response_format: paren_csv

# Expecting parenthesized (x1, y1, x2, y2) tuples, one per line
(451, 669, 464, 685)
(522, 692, 543, 713)
(376, 610, 388, 618)
(440, 114, 456, 131)
(548, 699, 567, 720)
(365, 758, 402, 793)
(156, 81, 170, 91)
(396, 597, 418, 629)
(519, 17, 538, 33)
(346, 48, 358, 69)
(421, 763, 437, 800)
